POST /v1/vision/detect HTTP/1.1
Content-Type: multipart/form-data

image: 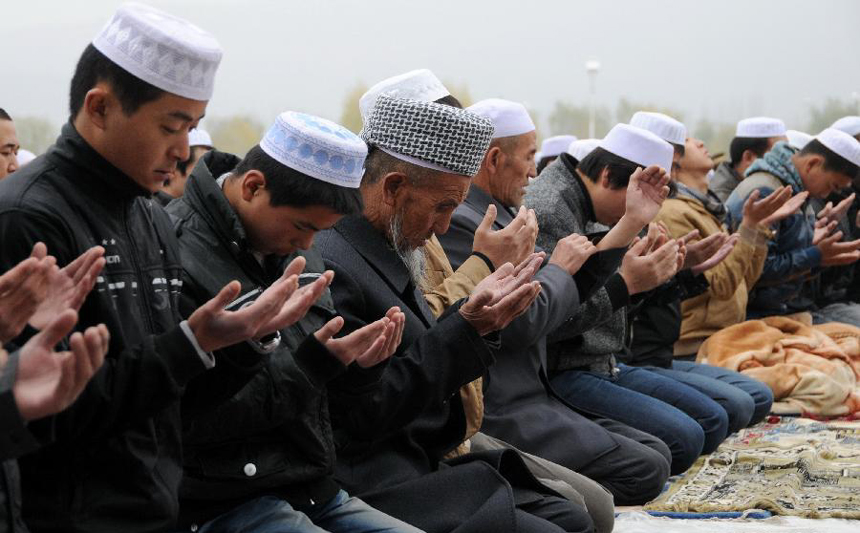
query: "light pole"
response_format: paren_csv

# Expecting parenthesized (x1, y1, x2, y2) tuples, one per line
(586, 60, 601, 138)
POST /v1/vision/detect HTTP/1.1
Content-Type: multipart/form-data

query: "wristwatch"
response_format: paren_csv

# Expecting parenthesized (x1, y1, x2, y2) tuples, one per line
(250, 330, 281, 354)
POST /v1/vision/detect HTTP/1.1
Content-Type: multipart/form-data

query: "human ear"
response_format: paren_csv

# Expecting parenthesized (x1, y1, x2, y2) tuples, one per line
(241, 170, 267, 201)
(486, 146, 503, 174)
(82, 85, 112, 131)
(381, 172, 409, 207)
(600, 166, 612, 188)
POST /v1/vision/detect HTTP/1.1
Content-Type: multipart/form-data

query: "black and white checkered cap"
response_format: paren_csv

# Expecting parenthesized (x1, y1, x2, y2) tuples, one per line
(361, 95, 495, 177)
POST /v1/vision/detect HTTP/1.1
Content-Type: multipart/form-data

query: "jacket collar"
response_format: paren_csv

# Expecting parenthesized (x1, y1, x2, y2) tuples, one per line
(334, 214, 413, 295)
(558, 154, 596, 223)
(182, 150, 254, 259)
(716, 161, 740, 182)
(46, 121, 152, 203)
(676, 181, 727, 222)
(745, 141, 803, 193)
(463, 183, 516, 229)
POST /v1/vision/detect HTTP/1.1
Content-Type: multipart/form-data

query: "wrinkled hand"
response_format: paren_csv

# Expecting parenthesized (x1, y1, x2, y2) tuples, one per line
(741, 186, 794, 227)
(472, 205, 538, 269)
(28, 245, 106, 331)
(549, 233, 597, 275)
(817, 230, 860, 267)
(759, 190, 808, 227)
(459, 254, 544, 336)
(817, 193, 855, 224)
(0, 244, 56, 342)
(619, 232, 681, 295)
(315, 307, 405, 368)
(189, 256, 330, 353)
(624, 165, 671, 226)
(13, 309, 109, 422)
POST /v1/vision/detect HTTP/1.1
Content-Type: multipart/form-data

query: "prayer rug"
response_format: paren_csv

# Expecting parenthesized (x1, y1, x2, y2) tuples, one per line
(643, 416, 860, 518)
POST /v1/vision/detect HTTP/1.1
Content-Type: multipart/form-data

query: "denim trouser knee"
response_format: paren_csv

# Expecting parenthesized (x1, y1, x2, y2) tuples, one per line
(194, 491, 425, 533)
(550, 364, 728, 475)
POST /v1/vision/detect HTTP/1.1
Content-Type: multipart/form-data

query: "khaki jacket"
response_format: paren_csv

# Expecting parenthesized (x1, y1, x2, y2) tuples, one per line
(655, 195, 769, 356)
(422, 234, 491, 458)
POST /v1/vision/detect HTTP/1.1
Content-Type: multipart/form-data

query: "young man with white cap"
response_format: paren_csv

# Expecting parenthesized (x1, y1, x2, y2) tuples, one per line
(624, 113, 784, 437)
(0, 109, 19, 181)
(156, 127, 215, 205)
(537, 134, 577, 174)
(316, 95, 594, 533)
(817, 116, 860, 306)
(632, 132, 808, 432)
(169, 112, 424, 532)
(440, 100, 676, 508)
(725, 129, 860, 325)
(711, 117, 787, 202)
(527, 124, 736, 477)
(0, 4, 329, 531)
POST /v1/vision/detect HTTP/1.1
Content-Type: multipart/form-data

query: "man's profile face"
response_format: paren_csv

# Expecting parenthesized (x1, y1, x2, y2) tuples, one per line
(801, 160, 853, 199)
(163, 145, 212, 198)
(243, 185, 343, 256)
(391, 172, 471, 250)
(592, 180, 628, 226)
(100, 91, 207, 193)
(490, 131, 537, 208)
(0, 119, 20, 180)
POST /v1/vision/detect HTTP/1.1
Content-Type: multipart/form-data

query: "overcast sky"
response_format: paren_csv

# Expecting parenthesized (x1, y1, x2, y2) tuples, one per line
(5, 0, 860, 133)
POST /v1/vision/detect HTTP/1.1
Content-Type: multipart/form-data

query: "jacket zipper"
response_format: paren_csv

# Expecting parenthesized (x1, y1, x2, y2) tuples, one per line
(123, 203, 157, 334)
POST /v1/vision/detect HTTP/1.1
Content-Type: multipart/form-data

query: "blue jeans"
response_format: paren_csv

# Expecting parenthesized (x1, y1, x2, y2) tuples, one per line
(811, 302, 860, 327)
(195, 491, 424, 533)
(550, 363, 728, 475)
(646, 361, 774, 433)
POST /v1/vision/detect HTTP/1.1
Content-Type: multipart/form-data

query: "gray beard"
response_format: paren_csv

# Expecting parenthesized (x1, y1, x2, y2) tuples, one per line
(389, 211, 428, 291)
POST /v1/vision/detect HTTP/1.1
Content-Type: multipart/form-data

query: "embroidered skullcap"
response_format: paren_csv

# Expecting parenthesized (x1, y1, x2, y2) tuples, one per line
(567, 138, 601, 161)
(786, 130, 812, 151)
(467, 99, 535, 139)
(540, 135, 578, 159)
(735, 117, 786, 138)
(630, 112, 686, 146)
(815, 128, 860, 168)
(16, 149, 36, 167)
(189, 128, 213, 148)
(92, 2, 222, 101)
(260, 112, 367, 188)
(600, 124, 674, 172)
(359, 69, 450, 123)
(362, 95, 494, 177)
(831, 116, 860, 137)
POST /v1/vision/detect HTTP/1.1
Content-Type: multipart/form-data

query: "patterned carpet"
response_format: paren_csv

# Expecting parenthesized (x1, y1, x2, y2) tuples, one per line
(643, 416, 860, 518)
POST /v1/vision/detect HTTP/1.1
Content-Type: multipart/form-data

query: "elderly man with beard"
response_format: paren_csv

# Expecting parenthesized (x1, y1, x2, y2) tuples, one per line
(439, 100, 674, 508)
(316, 95, 594, 533)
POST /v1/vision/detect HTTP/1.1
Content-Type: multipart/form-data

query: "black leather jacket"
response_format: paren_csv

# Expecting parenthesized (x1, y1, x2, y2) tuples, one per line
(0, 123, 258, 532)
(168, 151, 346, 527)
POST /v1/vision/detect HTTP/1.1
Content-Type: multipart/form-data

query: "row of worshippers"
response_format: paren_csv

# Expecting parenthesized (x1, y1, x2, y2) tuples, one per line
(3, 3, 860, 533)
